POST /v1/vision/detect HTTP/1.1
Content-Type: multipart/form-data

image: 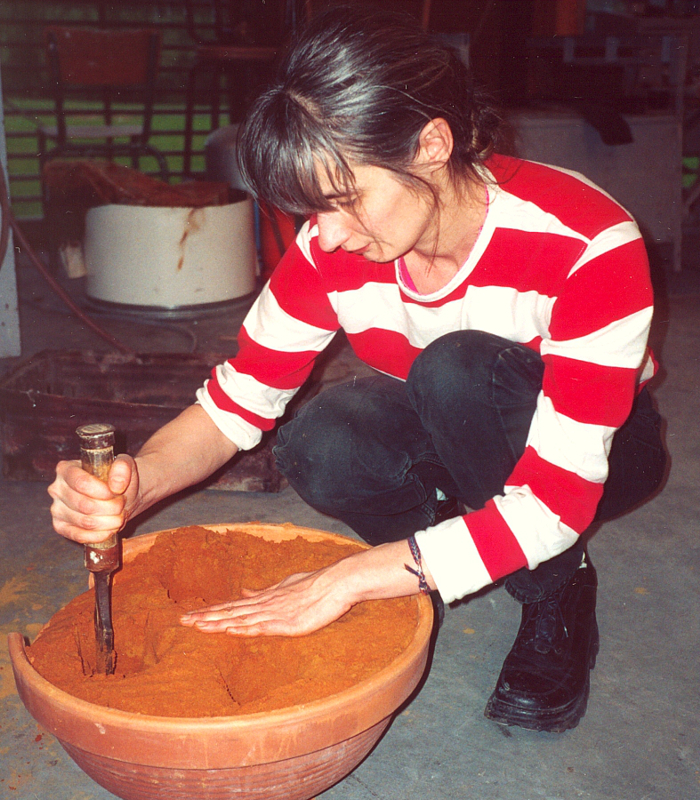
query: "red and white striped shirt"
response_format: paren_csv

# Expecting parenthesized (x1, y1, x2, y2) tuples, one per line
(198, 154, 655, 602)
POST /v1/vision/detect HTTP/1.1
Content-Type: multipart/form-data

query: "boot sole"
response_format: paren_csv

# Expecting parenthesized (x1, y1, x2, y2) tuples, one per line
(484, 677, 590, 733)
(484, 620, 600, 733)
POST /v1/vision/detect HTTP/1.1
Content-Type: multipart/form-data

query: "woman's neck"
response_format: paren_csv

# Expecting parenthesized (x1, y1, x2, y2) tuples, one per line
(403, 176, 488, 294)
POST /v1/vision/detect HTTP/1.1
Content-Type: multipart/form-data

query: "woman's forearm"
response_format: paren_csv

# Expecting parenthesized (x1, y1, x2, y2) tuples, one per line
(333, 539, 437, 603)
(133, 404, 239, 516)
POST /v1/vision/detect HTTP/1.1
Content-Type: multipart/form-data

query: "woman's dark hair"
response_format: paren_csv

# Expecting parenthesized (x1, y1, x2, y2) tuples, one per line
(237, 5, 503, 215)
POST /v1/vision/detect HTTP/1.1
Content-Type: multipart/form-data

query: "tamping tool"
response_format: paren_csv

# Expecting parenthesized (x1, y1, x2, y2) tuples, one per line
(76, 423, 120, 676)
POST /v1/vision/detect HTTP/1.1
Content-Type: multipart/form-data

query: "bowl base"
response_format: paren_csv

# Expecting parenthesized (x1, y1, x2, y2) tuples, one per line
(63, 716, 391, 800)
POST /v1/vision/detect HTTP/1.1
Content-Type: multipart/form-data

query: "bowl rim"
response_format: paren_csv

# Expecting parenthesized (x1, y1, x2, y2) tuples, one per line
(9, 523, 433, 768)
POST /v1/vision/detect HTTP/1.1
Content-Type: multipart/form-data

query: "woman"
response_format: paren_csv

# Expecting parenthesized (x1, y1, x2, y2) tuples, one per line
(49, 7, 666, 733)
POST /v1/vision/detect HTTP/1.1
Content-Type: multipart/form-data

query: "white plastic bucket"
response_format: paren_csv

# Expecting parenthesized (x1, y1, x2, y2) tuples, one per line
(84, 194, 256, 310)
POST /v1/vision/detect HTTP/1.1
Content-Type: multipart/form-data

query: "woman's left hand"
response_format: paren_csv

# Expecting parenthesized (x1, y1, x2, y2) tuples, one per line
(179, 539, 435, 638)
(179, 566, 354, 638)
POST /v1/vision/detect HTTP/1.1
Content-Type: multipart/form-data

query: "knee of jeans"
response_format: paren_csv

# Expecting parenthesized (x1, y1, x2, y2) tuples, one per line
(406, 330, 499, 410)
(273, 407, 359, 509)
(274, 420, 325, 502)
(408, 330, 544, 413)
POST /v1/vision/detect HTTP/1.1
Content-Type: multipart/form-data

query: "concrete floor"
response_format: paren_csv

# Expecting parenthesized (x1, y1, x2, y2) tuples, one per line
(1, 251, 699, 800)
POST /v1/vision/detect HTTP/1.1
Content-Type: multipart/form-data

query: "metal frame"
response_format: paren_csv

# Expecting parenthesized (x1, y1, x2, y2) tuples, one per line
(37, 27, 168, 182)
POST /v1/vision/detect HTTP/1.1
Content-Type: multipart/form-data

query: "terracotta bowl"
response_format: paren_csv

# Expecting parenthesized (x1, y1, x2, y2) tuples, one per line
(9, 523, 433, 800)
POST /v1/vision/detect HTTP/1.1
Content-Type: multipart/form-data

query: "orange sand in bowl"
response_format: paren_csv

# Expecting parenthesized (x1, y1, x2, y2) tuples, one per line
(27, 526, 418, 717)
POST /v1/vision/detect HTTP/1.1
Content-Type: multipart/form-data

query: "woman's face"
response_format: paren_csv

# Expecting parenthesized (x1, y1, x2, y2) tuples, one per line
(315, 163, 436, 263)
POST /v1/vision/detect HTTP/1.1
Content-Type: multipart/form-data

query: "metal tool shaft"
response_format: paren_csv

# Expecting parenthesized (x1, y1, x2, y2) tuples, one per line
(77, 423, 119, 676)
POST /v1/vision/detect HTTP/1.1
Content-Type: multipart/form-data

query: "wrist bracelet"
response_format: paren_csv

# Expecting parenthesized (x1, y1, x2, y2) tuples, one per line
(404, 535, 430, 595)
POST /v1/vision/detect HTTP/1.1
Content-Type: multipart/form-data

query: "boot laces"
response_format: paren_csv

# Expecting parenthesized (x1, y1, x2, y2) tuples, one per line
(526, 593, 569, 655)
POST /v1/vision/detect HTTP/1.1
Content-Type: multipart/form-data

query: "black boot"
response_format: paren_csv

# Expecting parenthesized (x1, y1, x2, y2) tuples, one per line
(484, 556, 599, 732)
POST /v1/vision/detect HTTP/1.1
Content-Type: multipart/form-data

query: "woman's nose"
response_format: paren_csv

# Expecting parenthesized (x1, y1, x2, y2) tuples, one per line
(316, 210, 352, 252)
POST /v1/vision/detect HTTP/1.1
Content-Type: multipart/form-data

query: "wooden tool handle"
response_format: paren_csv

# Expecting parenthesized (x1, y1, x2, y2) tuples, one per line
(77, 423, 121, 573)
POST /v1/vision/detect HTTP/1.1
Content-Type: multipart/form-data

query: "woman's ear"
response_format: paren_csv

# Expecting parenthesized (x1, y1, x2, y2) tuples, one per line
(415, 118, 454, 170)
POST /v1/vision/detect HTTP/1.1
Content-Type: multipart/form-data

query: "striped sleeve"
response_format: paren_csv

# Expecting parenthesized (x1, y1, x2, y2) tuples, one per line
(418, 215, 654, 603)
(197, 223, 339, 449)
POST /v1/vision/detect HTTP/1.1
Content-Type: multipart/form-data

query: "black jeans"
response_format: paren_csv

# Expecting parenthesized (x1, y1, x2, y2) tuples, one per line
(274, 331, 667, 603)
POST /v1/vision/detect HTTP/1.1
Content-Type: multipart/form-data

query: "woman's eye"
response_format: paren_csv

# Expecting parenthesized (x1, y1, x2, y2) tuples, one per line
(337, 196, 358, 210)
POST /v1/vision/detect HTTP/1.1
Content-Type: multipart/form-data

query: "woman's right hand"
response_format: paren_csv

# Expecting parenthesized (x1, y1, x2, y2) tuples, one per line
(48, 455, 140, 545)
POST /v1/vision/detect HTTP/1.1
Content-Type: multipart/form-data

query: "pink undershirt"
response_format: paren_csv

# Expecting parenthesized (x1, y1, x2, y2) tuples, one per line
(398, 186, 489, 296)
(397, 257, 419, 291)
